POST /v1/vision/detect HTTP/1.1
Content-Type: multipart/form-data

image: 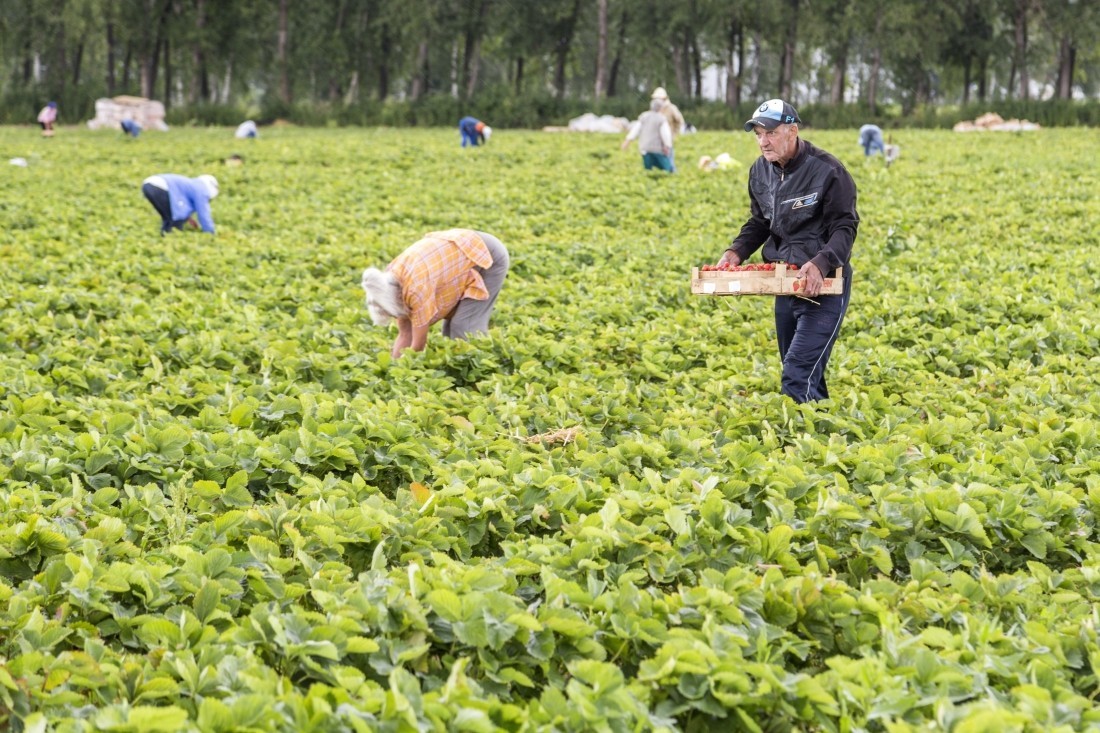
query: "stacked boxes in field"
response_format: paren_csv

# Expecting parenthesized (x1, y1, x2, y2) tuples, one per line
(86, 96, 169, 132)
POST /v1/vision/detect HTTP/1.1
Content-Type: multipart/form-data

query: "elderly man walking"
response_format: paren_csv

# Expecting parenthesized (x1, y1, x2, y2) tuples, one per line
(621, 99, 674, 173)
(715, 99, 859, 402)
(650, 87, 685, 170)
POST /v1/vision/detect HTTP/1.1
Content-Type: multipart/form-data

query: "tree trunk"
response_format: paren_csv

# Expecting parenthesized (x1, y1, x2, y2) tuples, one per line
(348, 4, 368, 104)
(915, 72, 930, 107)
(379, 24, 391, 100)
(724, 20, 743, 108)
(326, 0, 349, 102)
(779, 0, 799, 100)
(450, 40, 459, 98)
(829, 49, 846, 104)
(865, 8, 883, 114)
(22, 39, 32, 85)
(54, 3, 68, 96)
(140, 0, 170, 99)
(191, 0, 208, 104)
(220, 56, 233, 103)
(344, 70, 359, 105)
(460, 0, 490, 99)
(50, 0, 66, 94)
(72, 42, 84, 86)
(672, 23, 690, 97)
(1013, 0, 1028, 100)
(594, 0, 608, 100)
(163, 31, 172, 107)
(122, 44, 132, 89)
(464, 35, 481, 99)
(867, 46, 881, 115)
(552, 0, 582, 99)
(672, 45, 686, 97)
(410, 38, 429, 101)
(1056, 35, 1074, 99)
(962, 56, 971, 104)
(514, 56, 524, 96)
(977, 55, 987, 102)
(278, 0, 291, 104)
(140, 42, 158, 98)
(608, 7, 628, 96)
(691, 32, 702, 99)
(749, 33, 761, 99)
(107, 19, 117, 93)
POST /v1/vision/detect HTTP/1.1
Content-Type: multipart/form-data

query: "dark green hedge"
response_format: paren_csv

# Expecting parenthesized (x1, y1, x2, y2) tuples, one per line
(241, 94, 1100, 130)
(4, 85, 1098, 129)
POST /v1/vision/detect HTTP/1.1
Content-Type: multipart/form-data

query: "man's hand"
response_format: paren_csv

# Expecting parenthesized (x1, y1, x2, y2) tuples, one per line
(717, 250, 741, 269)
(797, 262, 824, 297)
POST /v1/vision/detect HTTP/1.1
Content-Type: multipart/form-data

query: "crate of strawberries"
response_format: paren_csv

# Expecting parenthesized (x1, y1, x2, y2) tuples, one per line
(691, 262, 844, 296)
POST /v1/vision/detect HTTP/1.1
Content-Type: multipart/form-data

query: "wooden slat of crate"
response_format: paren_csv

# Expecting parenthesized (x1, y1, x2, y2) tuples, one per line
(691, 266, 844, 296)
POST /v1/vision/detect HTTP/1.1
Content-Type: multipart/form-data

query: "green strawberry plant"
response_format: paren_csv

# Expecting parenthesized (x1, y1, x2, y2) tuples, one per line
(0, 125, 1098, 731)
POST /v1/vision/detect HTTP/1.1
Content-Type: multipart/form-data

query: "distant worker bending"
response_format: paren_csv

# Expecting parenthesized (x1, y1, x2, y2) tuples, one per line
(361, 229, 509, 358)
(141, 173, 219, 235)
(858, 124, 885, 157)
(459, 117, 492, 147)
(37, 102, 58, 136)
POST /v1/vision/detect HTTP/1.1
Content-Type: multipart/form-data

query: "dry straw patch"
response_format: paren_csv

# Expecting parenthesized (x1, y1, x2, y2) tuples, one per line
(524, 426, 582, 445)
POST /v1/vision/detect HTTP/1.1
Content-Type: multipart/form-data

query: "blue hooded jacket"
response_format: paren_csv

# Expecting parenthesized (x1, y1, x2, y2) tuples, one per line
(161, 175, 216, 233)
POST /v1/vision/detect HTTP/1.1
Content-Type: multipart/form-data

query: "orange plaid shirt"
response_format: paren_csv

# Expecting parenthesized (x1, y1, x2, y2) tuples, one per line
(387, 229, 494, 329)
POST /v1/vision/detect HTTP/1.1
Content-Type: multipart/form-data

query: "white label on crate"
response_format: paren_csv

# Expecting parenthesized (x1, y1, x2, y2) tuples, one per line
(702, 282, 716, 294)
(727, 281, 742, 292)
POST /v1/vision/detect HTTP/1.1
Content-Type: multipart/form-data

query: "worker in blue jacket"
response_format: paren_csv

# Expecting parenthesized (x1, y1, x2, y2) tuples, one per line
(141, 174, 219, 235)
(858, 124, 885, 157)
(458, 116, 492, 147)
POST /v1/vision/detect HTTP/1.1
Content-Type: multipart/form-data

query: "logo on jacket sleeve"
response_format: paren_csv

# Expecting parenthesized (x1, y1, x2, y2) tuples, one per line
(786, 192, 819, 210)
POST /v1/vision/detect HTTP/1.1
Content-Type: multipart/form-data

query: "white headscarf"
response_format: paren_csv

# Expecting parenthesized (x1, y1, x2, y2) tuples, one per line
(361, 267, 407, 325)
(197, 174, 219, 198)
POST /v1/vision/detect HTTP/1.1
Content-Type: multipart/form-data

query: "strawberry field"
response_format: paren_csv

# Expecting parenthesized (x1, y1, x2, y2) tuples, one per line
(1, 124, 1099, 732)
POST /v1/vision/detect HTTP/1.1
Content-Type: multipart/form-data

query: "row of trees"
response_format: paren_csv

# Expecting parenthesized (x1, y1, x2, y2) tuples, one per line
(2, 0, 1097, 123)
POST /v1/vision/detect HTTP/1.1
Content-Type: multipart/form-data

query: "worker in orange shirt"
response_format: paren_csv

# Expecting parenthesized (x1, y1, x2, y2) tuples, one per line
(361, 229, 509, 357)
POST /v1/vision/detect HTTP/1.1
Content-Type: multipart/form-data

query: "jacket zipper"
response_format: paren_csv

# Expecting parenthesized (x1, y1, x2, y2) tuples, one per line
(773, 169, 784, 247)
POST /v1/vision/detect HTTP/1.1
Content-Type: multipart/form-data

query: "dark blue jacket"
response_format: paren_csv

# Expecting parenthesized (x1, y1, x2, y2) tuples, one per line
(729, 139, 858, 277)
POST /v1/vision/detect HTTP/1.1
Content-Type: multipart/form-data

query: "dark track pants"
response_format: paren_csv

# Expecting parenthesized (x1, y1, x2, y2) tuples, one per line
(774, 272, 852, 403)
(142, 183, 185, 234)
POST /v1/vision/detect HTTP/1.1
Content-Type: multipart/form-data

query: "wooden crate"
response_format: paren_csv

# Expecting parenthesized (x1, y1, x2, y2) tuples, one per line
(691, 264, 845, 296)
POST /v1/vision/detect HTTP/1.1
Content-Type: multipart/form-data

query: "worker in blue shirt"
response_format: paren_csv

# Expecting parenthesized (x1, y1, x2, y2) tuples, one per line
(458, 116, 492, 147)
(141, 174, 219, 235)
(858, 124, 885, 157)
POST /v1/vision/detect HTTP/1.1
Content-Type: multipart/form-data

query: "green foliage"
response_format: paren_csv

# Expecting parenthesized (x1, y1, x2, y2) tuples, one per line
(3, 0, 1099, 129)
(160, 97, 1100, 131)
(0, 124, 1099, 732)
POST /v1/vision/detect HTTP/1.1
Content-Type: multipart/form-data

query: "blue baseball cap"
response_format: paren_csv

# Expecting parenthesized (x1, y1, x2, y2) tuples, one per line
(744, 99, 801, 132)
